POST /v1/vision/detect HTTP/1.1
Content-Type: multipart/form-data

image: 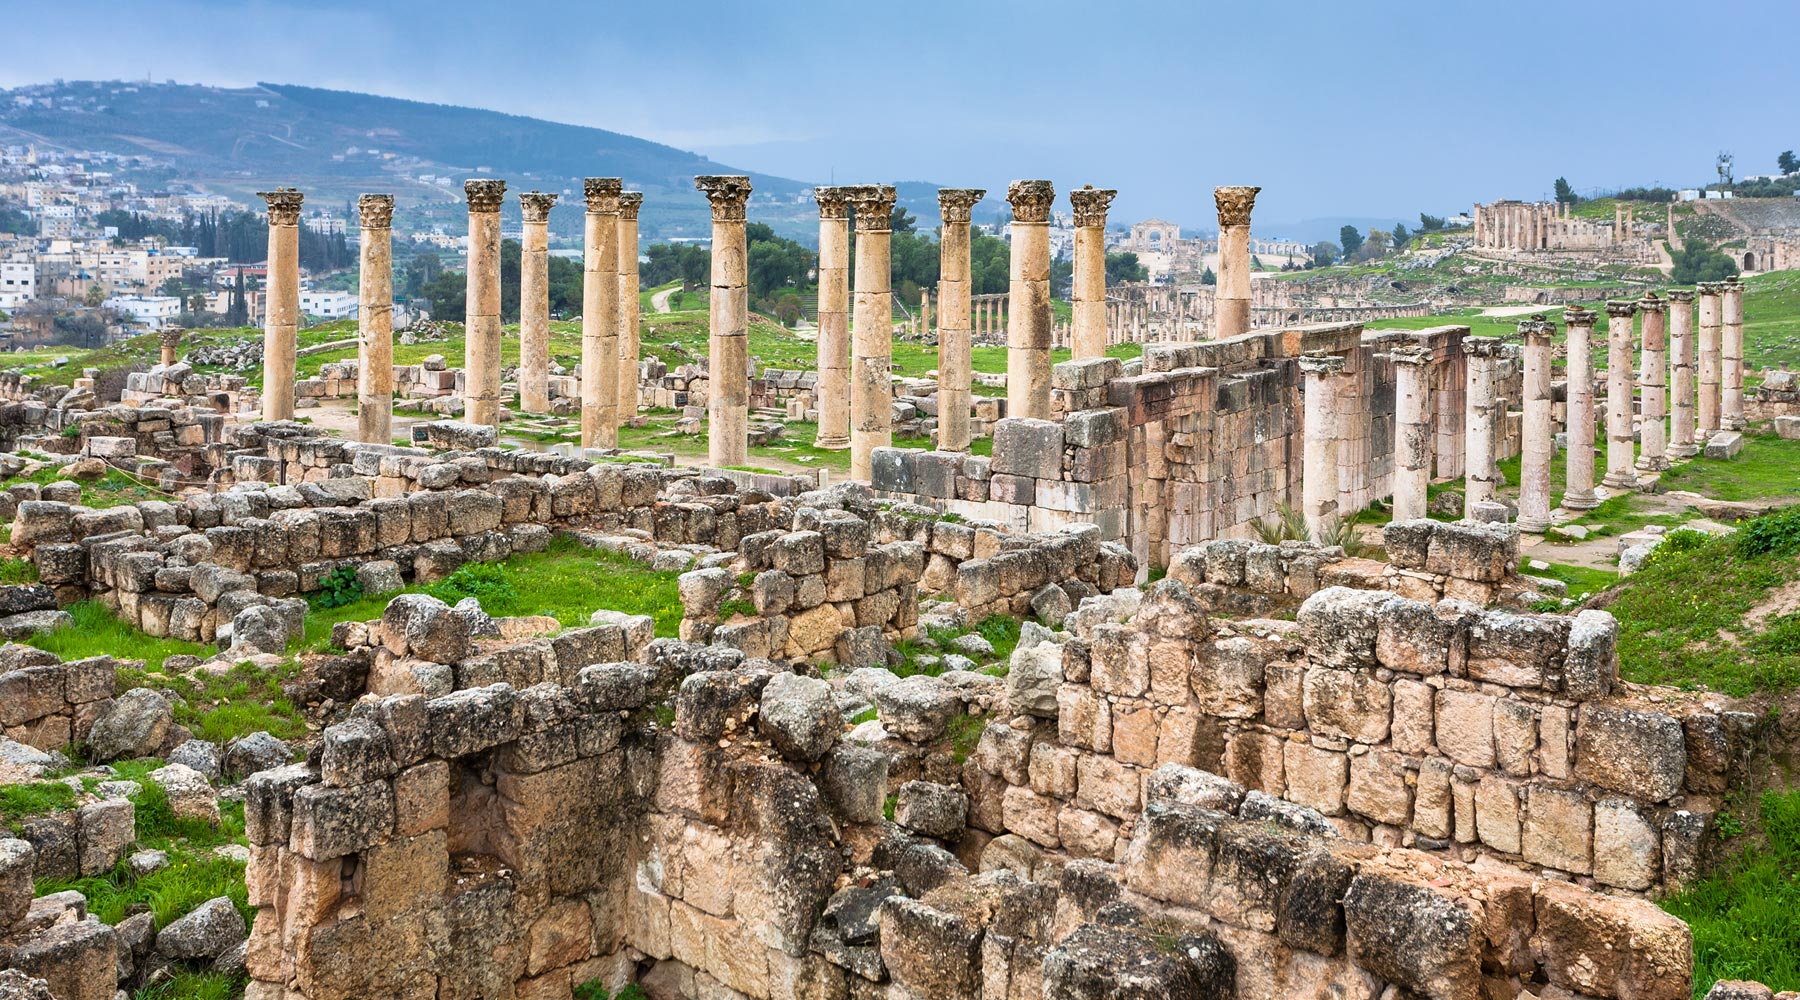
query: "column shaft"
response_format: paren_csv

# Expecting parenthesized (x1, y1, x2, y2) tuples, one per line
(849, 185, 898, 480)
(812, 188, 853, 450)
(1668, 290, 1698, 457)
(518, 191, 556, 416)
(1214, 186, 1260, 338)
(1697, 284, 1722, 439)
(1601, 302, 1639, 490)
(1070, 186, 1116, 358)
(1300, 353, 1346, 542)
(1390, 347, 1433, 523)
(257, 188, 302, 422)
(463, 179, 506, 426)
(581, 178, 622, 447)
(618, 193, 643, 424)
(1463, 337, 1504, 514)
(1637, 296, 1669, 471)
(1006, 180, 1054, 419)
(696, 175, 752, 467)
(1563, 309, 1601, 509)
(936, 188, 983, 452)
(1721, 279, 1746, 430)
(356, 193, 395, 444)
(1517, 322, 1554, 531)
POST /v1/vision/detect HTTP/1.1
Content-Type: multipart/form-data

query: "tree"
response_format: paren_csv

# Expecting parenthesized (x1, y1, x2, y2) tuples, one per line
(1200, 267, 1216, 286)
(1391, 223, 1412, 249)
(84, 284, 107, 308)
(1553, 177, 1577, 205)
(1103, 251, 1147, 286)
(889, 205, 918, 235)
(1780, 150, 1799, 176)
(1309, 242, 1339, 268)
(1419, 214, 1445, 232)
(1338, 226, 1363, 258)
(1670, 241, 1740, 285)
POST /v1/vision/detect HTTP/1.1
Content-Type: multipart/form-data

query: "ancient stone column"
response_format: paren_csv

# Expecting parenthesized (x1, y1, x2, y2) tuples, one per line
(356, 193, 395, 444)
(1299, 352, 1347, 542)
(158, 326, 181, 367)
(463, 179, 506, 426)
(1636, 293, 1669, 472)
(580, 178, 622, 448)
(1668, 289, 1699, 458)
(937, 188, 984, 453)
(1462, 336, 1505, 516)
(257, 187, 303, 422)
(695, 175, 752, 468)
(812, 187, 854, 450)
(1601, 300, 1640, 491)
(617, 191, 643, 423)
(1390, 345, 1434, 524)
(919, 287, 932, 344)
(1721, 277, 1746, 431)
(1006, 180, 1055, 420)
(1563, 307, 1602, 510)
(517, 191, 557, 417)
(1069, 185, 1116, 359)
(1517, 319, 1555, 532)
(1696, 282, 1723, 440)
(1214, 186, 1260, 339)
(848, 184, 898, 480)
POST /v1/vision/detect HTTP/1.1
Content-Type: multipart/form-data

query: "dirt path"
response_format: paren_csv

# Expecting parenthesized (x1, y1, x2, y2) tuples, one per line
(650, 287, 678, 314)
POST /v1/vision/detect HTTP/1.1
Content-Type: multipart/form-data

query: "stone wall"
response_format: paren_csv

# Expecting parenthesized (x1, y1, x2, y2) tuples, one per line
(970, 579, 1750, 897)
(0, 635, 117, 752)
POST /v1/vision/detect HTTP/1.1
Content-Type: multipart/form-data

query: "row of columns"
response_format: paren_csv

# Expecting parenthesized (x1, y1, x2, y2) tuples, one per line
(1375, 280, 1749, 535)
(260, 181, 644, 445)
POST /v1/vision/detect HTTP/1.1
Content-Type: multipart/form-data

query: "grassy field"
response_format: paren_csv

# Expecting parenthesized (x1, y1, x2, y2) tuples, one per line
(1664, 789, 1800, 997)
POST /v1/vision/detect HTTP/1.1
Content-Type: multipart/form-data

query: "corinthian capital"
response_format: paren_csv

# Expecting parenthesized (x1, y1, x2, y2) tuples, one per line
(1214, 186, 1261, 228)
(1637, 291, 1667, 314)
(584, 177, 623, 214)
(1464, 335, 1506, 358)
(357, 193, 394, 229)
(1604, 299, 1639, 319)
(519, 191, 558, 223)
(845, 185, 898, 232)
(258, 188, 304, 225)
(1563, 306, 1597, 327)
(694, 175, 753, 222)
(617, 191, 643, 221)
(1006, 180, 1055, 224)
(936, 188, 986, 225)
(464, 179, 507, 213)
(1665, 288, 1694, 303)
(813, 186, 855, 220)
(1069, 186, 1117, 228)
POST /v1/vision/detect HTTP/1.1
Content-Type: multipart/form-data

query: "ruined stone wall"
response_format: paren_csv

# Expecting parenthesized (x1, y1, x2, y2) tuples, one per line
(0, 633, 117, 752)
(971, 579, 1749, 897)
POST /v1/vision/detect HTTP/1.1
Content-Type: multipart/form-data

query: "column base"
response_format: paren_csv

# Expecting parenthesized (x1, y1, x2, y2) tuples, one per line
(1515, 515, 1553, 534)
(813, 435, 851, 451)
(1600, 473, 1640, 490)
(1668, 443, 1700, 459)
(1562, 490, 1602, 510)
(1723, 417, 1748, 431)
(1636, 456, 1671, 472)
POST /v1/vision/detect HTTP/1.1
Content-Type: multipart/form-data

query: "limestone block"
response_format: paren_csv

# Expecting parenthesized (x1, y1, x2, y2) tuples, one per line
(1281, 742, 1347, 816)
(1435, 688, 1496, 767)
(1056, 684, 1111, 753)
(1476, 774, 1523, 854)
(1531, 880, 1691, 1000)
(1302, 667, 1391, 744)
(289, 780, 396, 860)
(1346, 750, 1412, 827)
(1343, 871, 1480, 1000)
(1522, 786, 1593, 874)
(1576, 703, 1687, 801)
(1075, 752, 1141, 820)
(1593, 798, 1660, 890)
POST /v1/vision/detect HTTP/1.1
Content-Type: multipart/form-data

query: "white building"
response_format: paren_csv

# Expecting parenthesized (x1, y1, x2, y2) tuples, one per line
(299, 290, 358, 319)
(0, 259, 34, 309)
(103, 295, 182, 325)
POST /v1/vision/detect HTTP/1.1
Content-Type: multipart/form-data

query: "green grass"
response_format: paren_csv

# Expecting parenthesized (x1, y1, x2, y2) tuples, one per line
(23, 601, 209, 671)
(1604, 519, 1800, 694)
(1525, 562, 1618, 603)
(1663, 790, 1800, 998)
(123, 660, 307, 745)
(946, 713, 988, 764)
(1661, 429, 1800, 502)
(299, 535, 685, 646)
(1, 782, 79, 832)
(0, 466, 168, 509)
(134, 973, 247, 1000)
(0, 556, 38, 584)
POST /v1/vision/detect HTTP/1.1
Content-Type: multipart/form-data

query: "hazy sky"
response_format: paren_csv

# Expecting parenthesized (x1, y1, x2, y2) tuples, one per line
(4, 0, 1796, 231)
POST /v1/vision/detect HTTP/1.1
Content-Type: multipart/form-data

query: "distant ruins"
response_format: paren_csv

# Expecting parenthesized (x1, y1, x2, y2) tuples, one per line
(0, 167, 1786, 1000)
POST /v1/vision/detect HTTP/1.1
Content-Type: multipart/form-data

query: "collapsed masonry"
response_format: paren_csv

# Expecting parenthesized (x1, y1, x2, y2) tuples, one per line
(226, 555, 1755, 1000)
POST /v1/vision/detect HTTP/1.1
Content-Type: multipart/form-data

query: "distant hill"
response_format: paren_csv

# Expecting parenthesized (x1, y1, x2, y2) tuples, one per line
(0, 80, 828, 240)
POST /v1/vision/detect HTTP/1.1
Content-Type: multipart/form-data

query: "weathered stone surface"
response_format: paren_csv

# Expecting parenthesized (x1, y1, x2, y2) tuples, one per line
(1344, 871, 1480, 1000)
(876, 674, 961, 743)
(155, 895, 246, 960)
(1576, 703, 1687, 801)
(894, 780, 968, 839)
(85, 688, 172, 761)
(757, 671, 841, 762)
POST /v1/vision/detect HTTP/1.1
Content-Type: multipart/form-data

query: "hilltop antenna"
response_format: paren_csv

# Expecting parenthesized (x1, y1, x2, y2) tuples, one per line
(1716, 151, 1734, 188)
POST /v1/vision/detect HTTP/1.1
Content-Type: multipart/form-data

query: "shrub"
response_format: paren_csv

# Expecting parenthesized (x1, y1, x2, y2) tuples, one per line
(314, 565, 363, 609)
(425, 560, 519, 610)
(1737, 505, 1800, 559)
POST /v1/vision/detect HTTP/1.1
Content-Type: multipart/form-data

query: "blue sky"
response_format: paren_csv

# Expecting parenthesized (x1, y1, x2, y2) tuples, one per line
(4, 0, 1796, 233)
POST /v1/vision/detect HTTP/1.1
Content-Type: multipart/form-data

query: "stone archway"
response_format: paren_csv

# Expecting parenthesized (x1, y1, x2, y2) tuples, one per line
(1744, 251, 1757, 271)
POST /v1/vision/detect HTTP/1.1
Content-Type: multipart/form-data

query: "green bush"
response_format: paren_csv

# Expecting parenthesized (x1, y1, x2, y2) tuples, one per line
(314, 565, 364, 609)
(1736, 505, 1800, 559)
(573, 981, 648, 1000)
(425, 560, 519, 609)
